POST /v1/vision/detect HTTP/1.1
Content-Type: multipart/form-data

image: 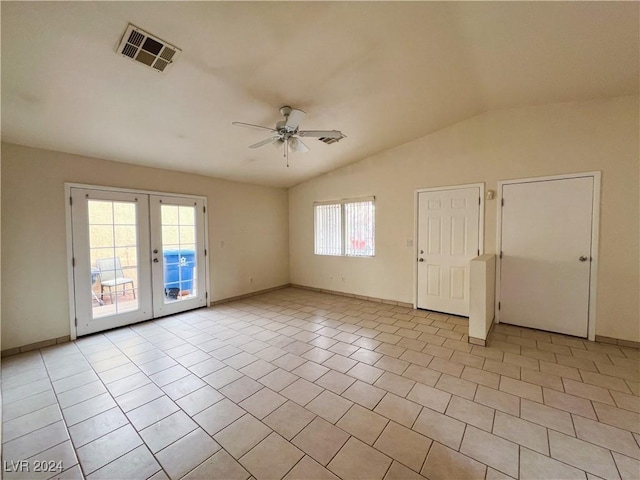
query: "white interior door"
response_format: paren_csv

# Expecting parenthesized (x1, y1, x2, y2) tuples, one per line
(70, 187, 208, 336)
(499, 177, 594, 337)
(417, 187, 480, 316)
(150, 195, 208, 317)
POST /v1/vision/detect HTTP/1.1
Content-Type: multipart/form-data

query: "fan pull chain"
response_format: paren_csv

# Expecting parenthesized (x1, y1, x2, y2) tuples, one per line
(285, 138, 289, 167)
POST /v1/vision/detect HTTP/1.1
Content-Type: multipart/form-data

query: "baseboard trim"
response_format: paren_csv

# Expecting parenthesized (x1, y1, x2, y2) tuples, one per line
(468, 320, 496, 347)
(290, 284, 413, 308)
(209, 284, 291, 306)
(3, 293, 637, 357)
(2, 335, 71, 358)
(595, 335, 640, 349)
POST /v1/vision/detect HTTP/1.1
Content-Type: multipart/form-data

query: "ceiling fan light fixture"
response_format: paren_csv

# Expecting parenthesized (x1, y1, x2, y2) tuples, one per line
(289, 137, 310, 153)
(232, 106, 345, 166)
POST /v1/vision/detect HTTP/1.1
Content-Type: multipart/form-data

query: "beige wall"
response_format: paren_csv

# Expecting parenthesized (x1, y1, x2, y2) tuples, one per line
(1, 143, 289, 350)
(289, 96, 640, 342)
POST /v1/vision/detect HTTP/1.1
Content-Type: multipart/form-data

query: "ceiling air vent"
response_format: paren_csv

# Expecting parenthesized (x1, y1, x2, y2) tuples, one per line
(116, 24, 181, 73)
(318, 134, 345, 145)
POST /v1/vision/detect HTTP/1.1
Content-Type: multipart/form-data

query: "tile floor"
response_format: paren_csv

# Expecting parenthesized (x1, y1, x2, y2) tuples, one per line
(2, 287, 639, 480)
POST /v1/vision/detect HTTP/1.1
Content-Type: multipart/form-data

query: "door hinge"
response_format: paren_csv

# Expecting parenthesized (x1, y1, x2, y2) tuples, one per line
(204, 249, 207, 256)
(203, 206, 206, 214)
(501, 198, 504, 207)
(500, 251, 503, 259)
(69, 196, 73, 206)
(72, 257, 75, 267)
(477, 249, 480, 256)
(74, 317, 78, 327)
(498, 302, 501, 310)
(478, 197, 481, 205)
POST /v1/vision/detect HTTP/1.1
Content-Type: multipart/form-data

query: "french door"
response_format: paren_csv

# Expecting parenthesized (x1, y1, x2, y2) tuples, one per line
(69, 187, 208, 336)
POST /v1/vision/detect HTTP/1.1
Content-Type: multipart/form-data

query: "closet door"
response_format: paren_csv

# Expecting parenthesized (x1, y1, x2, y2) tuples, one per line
(499, 176, 594, 337)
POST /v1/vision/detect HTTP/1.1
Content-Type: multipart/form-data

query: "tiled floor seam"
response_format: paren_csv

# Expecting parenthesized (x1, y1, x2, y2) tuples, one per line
(418, 439, 434, 476)
(37, 350, 86, 478)
(71, 336, 172, 479)
(4, 288, 639, 480)
(177, 444, 236, 479)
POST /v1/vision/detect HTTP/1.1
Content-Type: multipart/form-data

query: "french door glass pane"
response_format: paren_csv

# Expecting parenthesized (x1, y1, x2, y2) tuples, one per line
(88, 200, 139, 318)
(161, 204, 197, 303)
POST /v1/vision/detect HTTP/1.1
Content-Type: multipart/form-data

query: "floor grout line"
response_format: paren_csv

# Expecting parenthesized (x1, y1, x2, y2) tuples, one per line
(2, 287, 639, 480)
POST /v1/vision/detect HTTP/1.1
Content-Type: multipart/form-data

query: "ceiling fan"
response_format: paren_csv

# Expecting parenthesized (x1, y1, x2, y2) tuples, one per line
(232, 106, 346, 167)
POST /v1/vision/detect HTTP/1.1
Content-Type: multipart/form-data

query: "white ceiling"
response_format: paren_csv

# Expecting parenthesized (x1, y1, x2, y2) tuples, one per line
(2, 2, 638, 188)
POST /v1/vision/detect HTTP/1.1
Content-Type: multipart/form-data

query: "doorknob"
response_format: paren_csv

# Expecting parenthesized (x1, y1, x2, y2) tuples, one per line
(418, 258, 424, 262)
(579, 256, 589, 262)
(153, 258, 159, 263)
(153, 249, 158, 254)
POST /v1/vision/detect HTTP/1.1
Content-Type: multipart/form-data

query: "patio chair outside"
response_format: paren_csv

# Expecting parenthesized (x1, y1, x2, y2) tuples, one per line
(96, 257, 136, 304)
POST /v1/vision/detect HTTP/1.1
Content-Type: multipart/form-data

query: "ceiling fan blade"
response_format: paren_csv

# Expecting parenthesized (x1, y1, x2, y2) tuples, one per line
(298, 130, 344, 139)
(232, 121, 277, 132)
(249, 136, 279, 149)
(285, 109, 306, 130)
(290, 137, 310, 153)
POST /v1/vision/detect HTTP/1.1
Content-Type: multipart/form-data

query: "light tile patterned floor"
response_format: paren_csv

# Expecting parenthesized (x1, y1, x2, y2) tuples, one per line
(2, 287, 639, 480)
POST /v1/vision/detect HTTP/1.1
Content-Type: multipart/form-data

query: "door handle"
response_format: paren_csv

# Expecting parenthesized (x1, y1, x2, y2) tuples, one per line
(418, 258, 424, 262)
(579, 256, 589, 262)
(153, 258, 159, 263)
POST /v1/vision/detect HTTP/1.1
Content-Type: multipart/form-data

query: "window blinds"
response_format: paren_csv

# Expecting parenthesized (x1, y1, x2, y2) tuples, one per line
(314, 198, 375, 257)
(344, 200, 375, 256)
(314, 203, 342, 256)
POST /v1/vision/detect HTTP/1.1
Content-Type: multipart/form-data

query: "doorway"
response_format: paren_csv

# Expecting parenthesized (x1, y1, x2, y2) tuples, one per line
(496, 173, 600, 339)
(67, 185, 208, 337)
(415, 184, 484, 316)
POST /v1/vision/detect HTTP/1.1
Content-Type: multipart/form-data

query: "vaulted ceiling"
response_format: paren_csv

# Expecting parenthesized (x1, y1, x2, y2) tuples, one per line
(2, 2, 638, 187)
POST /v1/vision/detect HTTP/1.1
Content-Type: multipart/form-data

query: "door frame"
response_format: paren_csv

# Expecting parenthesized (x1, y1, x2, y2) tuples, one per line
(495, 172, 601, 341)
(413, 183, 485, 310)
(65, 182, 210, 341)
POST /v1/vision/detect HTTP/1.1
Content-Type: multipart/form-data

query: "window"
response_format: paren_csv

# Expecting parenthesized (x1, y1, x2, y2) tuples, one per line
(314, 197, 375, 257)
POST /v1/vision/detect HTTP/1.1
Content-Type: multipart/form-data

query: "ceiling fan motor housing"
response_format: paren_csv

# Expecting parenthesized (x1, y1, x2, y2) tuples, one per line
(279, 106, 293, 117)
(276, 120, 291, 133)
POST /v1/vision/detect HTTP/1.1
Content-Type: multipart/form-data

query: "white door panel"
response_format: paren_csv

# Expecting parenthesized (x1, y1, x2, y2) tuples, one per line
(417, 187, 480, 316)
(150, 195, 208, 317)
(499, 177, 594, 337)
(71, 188, 153, 336)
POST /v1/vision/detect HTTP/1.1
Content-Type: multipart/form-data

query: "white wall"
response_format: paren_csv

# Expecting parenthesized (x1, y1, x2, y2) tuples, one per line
(289, 97, 640, 342)
(1, 143, 290, 350)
